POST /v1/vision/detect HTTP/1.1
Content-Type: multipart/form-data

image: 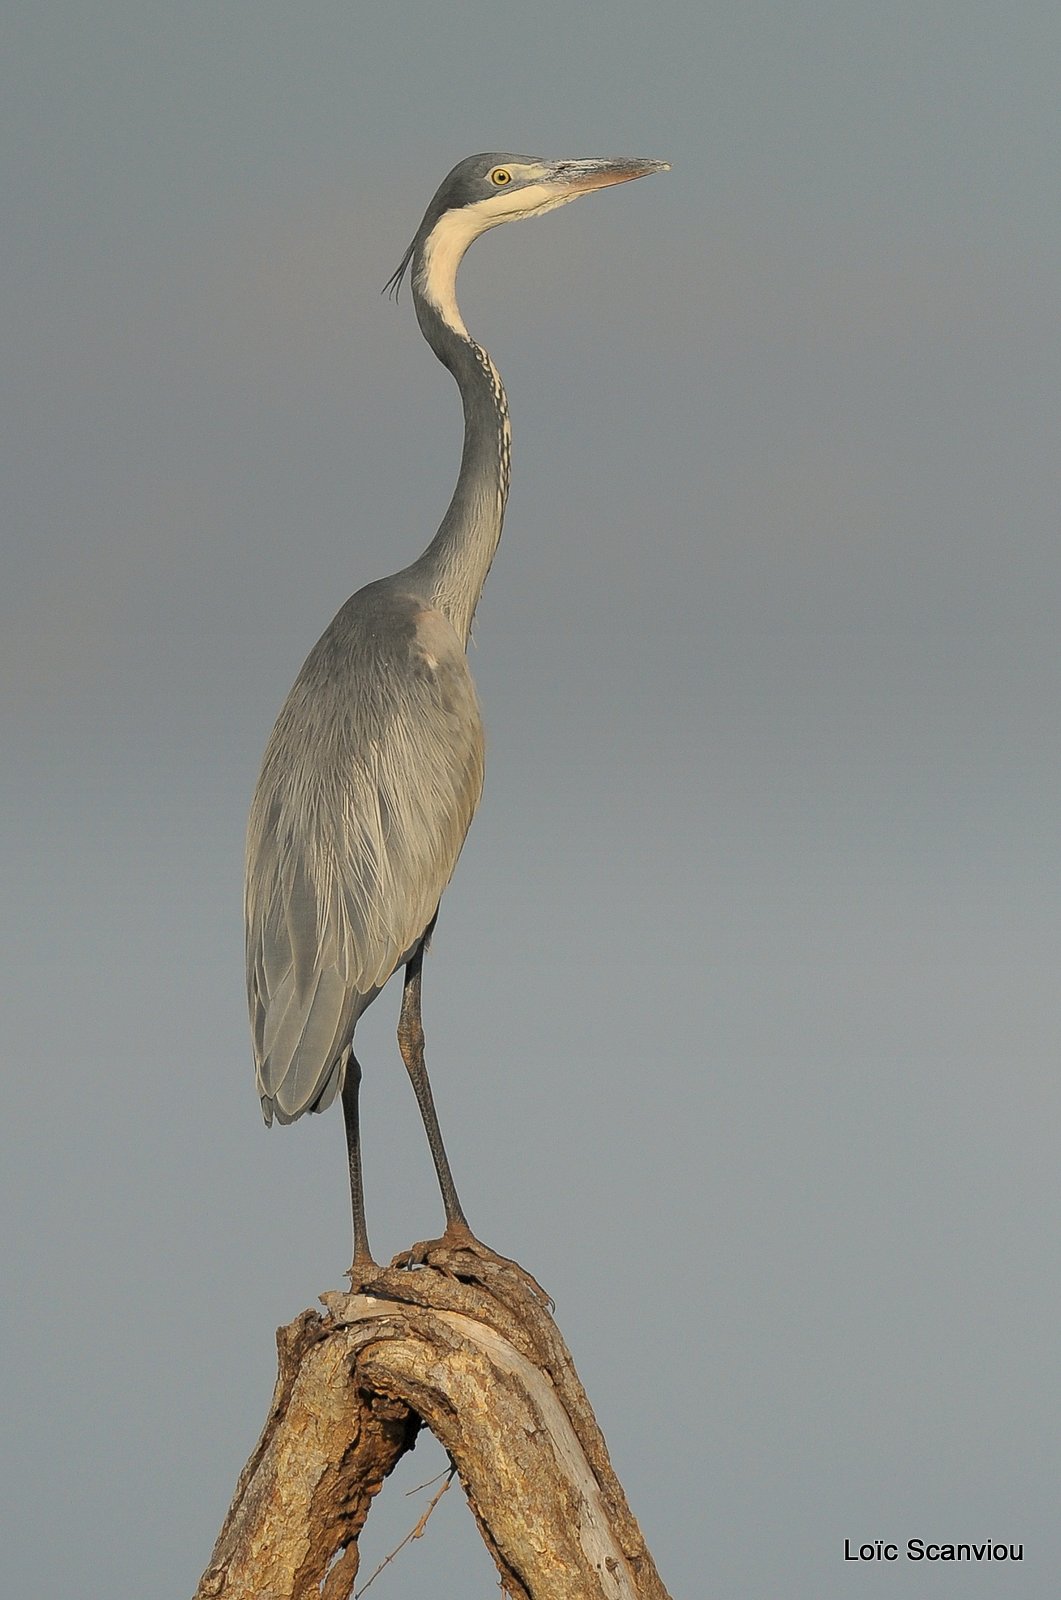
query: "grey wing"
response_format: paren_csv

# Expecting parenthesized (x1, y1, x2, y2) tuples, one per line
(244, 599, 485, 1125)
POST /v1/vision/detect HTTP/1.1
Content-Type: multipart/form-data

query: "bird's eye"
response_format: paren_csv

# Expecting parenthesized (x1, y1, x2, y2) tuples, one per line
(491, 168, 512, 186)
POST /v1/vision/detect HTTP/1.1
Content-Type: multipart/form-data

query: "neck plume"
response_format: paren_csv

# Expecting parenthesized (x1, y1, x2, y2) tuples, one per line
(404, 215, 511, 646)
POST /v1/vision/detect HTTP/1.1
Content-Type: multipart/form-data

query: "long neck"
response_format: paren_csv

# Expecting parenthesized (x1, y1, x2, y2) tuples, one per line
(404, 239, 511, 646)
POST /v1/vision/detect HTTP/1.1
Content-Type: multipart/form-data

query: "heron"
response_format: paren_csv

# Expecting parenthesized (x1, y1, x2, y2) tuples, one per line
(245, 152, 668, 1286)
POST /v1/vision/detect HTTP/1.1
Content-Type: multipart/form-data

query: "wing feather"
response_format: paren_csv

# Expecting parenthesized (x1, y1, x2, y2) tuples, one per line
(245, 588, 484, 1123)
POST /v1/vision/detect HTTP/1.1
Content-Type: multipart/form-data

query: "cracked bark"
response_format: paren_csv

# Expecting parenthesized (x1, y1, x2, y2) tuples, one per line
(195, 1247, 672, 1600)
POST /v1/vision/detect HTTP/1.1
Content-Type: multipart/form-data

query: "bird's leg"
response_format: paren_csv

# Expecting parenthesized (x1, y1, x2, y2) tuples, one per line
(395, 941, 471, 1235)
(341, 1051, 379, 1287)
(392, 947, 551, 1306)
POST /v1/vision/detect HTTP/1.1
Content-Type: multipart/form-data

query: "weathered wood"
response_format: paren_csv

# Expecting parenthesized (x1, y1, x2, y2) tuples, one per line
(195, 1247, 671, 1600)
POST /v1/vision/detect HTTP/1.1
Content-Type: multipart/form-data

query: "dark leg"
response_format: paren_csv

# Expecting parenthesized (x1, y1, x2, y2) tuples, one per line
(341, 1051, 377, 1282)
(391, 943, 551, 1306)
(396, 940, 470, 1233)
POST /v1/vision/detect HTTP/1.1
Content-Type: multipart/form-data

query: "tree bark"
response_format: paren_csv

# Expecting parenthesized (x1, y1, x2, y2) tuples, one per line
(195, 1245, 672, 1600)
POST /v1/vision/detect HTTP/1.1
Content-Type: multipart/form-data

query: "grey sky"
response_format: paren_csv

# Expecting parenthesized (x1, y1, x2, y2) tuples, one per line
(4, 3, 1059, 1595)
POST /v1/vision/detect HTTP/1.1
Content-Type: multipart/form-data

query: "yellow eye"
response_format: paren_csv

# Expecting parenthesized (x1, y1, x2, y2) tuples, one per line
(491, 167, 512, 186)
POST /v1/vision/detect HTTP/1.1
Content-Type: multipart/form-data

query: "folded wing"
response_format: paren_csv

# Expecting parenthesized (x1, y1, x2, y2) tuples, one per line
(245, 592, 485, 1123)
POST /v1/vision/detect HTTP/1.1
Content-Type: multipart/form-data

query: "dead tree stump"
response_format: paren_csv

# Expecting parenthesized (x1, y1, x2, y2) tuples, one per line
(195, 1245, 672, 1600)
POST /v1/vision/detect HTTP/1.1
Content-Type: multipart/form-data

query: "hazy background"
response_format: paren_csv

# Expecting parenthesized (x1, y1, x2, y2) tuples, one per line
(4, 3, 1059, 1595)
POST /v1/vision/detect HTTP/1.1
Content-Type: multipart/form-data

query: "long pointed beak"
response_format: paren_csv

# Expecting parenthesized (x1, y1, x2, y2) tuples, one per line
(543, 157, 670, 195)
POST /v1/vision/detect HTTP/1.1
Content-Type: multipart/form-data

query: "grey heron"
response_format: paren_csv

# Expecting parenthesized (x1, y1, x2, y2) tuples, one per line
(245, 152, 668, 1284)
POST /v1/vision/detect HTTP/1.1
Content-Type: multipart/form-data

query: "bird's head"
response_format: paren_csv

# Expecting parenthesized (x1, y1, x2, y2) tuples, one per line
(386, 152, 669, 336)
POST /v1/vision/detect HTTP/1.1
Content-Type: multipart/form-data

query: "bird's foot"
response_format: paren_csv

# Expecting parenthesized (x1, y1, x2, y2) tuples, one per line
(345, 1253, 389, 1294)
(391, 1221, 552, 1308)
